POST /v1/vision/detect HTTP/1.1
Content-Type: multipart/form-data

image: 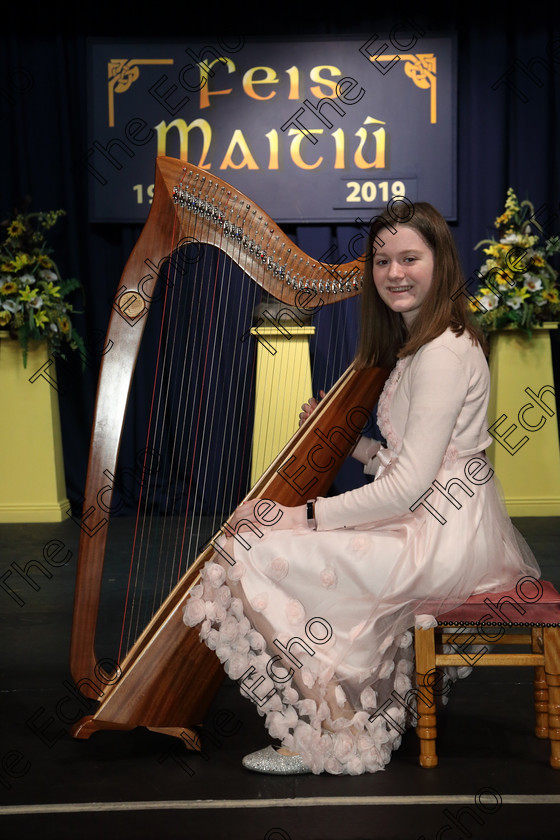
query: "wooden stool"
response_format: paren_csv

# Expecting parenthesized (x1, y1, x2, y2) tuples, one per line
(414, 578, 560, 769)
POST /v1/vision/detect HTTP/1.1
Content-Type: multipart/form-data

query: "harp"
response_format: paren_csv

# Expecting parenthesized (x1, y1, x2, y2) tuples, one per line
(69, 156, 389, 746)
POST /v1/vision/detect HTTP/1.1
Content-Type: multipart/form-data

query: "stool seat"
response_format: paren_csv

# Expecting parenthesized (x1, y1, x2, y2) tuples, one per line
(413, 578, 560, 770)
(435, 579, 560, 627)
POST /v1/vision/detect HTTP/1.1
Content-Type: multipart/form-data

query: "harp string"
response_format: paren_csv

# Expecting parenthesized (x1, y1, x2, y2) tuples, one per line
(115, 203, 184, 660)
(116, 187, 261, 658)
(142, 228, 204, 618)
(133, 203, 228, 645)
(110, 174, 363, 664)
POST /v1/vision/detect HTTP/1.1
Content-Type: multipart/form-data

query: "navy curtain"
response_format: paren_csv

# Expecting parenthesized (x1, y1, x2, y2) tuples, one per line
(3, 3, 559, 512)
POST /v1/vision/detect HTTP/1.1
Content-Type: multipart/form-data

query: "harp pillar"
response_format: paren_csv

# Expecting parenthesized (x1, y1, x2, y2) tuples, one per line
(250, 323, 315, 485)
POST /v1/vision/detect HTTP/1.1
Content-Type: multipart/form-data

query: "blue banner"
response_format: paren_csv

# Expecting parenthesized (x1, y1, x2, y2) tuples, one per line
(86, 29, 456, 223)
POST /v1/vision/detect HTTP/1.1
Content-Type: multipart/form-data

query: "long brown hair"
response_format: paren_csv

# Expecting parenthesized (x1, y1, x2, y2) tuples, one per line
(354, 201, 486, 369)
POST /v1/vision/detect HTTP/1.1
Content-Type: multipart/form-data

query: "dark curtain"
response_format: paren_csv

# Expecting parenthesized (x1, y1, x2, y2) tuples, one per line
(3, 3, 559, 512)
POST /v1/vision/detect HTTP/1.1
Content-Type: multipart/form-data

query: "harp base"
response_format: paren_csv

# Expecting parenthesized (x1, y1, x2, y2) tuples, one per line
(147, 726, 202, 750)
(71, 717, 202, 750)
(71, 715, 136, 739)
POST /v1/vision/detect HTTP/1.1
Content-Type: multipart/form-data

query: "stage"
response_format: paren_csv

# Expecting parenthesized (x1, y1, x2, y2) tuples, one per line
(1, 516, 559, 839)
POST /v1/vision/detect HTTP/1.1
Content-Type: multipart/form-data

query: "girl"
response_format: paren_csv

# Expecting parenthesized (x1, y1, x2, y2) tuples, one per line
(183, 202, 540, 775)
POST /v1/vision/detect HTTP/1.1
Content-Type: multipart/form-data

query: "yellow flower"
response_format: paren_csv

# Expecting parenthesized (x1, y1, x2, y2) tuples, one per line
(543, 289, 560, 303)
(19, 285, 40, 302)
(33, 310, 50, 329)
(57, 315, 71, 334)
(7, 220, 25, 238)
(483, 244, 507, 259)
(42, 281, 61, 298)
(12, 253, 32, 271)
(37, 255, 53, 269)
(504, 188, 520, 210)
(532, 255, 546, 267)
(0, 310, 11, 326)
(1, 281, 18, 295)
(495, 211, 513, 227)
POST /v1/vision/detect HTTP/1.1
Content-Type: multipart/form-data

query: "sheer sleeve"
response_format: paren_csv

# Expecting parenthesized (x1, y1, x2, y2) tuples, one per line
(352, 436, 383, 466)
(315, 344, 470, 530)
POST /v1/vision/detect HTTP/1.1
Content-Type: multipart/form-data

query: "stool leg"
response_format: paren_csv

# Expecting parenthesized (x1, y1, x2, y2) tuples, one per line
(532, 627, 549, 739)
(543, 626, 560, 769)
(415, 628, 438, 768)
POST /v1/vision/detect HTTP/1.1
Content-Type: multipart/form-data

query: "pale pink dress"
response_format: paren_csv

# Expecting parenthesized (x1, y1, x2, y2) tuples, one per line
(183, 328, 540, 775)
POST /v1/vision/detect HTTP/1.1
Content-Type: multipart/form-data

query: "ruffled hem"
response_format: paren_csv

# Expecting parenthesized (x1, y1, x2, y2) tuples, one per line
(183, 560, 426, 775)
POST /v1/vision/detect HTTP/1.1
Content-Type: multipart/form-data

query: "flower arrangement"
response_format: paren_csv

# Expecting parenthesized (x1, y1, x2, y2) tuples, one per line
(470, 188, 560, 333)
(0, 207, 85, 366)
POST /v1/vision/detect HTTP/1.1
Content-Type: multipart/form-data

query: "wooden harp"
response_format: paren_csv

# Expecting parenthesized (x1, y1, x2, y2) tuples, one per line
(69, 156, 389, 745)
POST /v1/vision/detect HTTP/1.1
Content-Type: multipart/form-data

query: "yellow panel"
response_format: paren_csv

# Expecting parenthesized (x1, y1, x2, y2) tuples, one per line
(0, 335, 69, 521)
(487, 325, 560, 516)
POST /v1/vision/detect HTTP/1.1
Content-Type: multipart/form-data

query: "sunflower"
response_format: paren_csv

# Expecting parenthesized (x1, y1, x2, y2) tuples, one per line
(57, 315, 71, 334)
(7, 219, 25, 238)
(1, 280, 18, 295)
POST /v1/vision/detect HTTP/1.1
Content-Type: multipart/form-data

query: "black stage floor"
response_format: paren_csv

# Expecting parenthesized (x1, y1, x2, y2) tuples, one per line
(1, 517, 559, 839)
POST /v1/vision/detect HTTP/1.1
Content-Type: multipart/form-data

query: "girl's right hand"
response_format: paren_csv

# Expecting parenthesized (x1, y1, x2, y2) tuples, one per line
(298, 390, 326, 426)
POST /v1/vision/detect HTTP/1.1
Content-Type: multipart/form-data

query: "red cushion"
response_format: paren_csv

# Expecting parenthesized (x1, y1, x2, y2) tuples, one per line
(436, 580, 560, 626)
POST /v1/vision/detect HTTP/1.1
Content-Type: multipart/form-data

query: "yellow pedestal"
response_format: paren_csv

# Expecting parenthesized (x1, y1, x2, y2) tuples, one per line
(487, 324, 560, 516)
(0, 334, 69, 522)
(250, 324, 315, 485)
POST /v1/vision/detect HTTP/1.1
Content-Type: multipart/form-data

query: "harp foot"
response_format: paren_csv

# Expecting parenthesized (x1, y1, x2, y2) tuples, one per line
(71, 717, 202, 751)
(71, 715, 136, 740)
(147, 726, 202, 750)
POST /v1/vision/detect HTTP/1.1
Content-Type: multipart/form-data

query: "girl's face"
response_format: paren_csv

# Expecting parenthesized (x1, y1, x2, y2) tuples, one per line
(372, 226, 435, 326)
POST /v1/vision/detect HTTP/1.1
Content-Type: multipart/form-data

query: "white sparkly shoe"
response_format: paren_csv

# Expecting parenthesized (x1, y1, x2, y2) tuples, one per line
(242, 745, 311, 774)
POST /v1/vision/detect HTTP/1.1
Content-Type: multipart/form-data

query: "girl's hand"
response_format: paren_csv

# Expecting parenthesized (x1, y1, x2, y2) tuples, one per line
(298, 390, 326, 427)
(228, 499, 307, 534)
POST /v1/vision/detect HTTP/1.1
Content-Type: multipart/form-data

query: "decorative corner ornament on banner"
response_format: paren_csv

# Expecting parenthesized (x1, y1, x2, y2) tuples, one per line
(107, 59, 175, 127)
(367, 53, 437, 123)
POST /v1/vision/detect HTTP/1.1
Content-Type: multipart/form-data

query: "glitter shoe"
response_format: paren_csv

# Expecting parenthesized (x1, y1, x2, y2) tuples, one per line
(242, 745, 311, 774)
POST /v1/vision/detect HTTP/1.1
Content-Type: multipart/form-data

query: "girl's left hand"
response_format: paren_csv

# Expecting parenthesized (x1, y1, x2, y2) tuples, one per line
(299, 390, 326, 427)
